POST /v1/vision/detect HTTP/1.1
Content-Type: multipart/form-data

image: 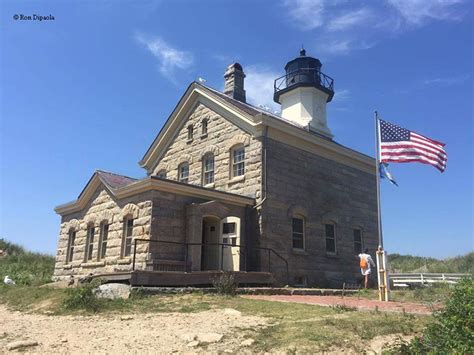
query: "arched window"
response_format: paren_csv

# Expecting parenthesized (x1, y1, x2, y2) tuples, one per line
(324, 223, 337, 254)
(178, 162, 189, 183)
(66, 229, 76, 264)
(292, 215, 305, 250)
(98, 221, 109, 260)
(157, 170, 167, 179)
(202, 153, 215, 185)
(85, 224, 95, 261)
(231, 145, 245, 178)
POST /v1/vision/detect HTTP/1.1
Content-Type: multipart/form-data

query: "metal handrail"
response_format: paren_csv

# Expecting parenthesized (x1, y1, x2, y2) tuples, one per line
(274, 68, 334, 94)
(132, 238, 290, 285)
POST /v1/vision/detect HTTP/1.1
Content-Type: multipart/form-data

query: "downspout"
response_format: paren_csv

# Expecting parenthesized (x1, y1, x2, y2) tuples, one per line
(254, 124, 268, 209)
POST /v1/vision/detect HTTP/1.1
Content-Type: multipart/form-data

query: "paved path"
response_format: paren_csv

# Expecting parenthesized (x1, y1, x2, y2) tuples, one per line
(244, 295, 437, 315)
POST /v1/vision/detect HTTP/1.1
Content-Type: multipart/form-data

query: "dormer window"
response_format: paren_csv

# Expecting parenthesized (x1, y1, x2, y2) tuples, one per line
(201, 118, 208, 137)
(187, 125, 193, 141)
(178, 163, 189, 183)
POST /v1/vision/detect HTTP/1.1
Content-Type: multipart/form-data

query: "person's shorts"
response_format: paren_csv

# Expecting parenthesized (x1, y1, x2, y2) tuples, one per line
(361, 269, 371, 276)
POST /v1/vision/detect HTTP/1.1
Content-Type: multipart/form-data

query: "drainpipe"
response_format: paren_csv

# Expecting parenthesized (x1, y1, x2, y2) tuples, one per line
(254, 124, 268, 210)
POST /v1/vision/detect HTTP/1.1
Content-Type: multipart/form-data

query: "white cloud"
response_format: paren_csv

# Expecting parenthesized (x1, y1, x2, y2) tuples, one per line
(423, 73, 471, 86)
(318, 39, 375, 55)
(387, 0, 467, 26)
(284, 0, 326, 30)
(327, 8, 373, 31)
(282, 0, 469, 56)
(135, 33, 193, 83)
(332, 89, 350, 103)
(244, 65, 281, 111)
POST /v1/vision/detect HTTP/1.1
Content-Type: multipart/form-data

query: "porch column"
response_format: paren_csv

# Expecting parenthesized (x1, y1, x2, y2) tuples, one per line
(185, 204, 202, 271)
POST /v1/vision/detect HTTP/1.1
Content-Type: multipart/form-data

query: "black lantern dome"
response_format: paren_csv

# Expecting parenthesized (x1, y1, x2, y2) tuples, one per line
(274, 49, 334, 103)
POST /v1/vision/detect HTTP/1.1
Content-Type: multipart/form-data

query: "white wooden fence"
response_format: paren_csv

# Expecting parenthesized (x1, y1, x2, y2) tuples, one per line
(390, 273, 471, 287)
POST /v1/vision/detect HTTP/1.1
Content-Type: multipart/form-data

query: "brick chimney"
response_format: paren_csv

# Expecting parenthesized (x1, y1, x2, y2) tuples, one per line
(224, 63, 246, 103)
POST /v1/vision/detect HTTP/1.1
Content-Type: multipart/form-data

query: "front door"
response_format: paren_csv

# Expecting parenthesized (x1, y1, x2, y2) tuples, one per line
(201, 218, 220, 270)
(220, 217, 240, 271)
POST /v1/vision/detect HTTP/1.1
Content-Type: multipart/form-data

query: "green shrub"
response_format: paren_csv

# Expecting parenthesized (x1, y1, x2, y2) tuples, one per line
(212, 272, 238, 296)
(391, 278, 474, 353)
(0, 238, 55, 286)
(62, 280, 102, 312)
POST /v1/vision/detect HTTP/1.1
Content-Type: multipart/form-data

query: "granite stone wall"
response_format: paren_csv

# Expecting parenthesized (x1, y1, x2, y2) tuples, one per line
(53, 188, 153, 281)
(261, 138, 378, 287)
(151, 103, 263, 199)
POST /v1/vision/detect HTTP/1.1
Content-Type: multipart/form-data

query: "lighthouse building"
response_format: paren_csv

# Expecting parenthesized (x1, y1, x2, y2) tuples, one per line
(53, 51, 378, 288)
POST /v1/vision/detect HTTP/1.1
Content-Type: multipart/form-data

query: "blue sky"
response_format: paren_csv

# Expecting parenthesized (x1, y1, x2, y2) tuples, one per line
(1, 0, 472, 258)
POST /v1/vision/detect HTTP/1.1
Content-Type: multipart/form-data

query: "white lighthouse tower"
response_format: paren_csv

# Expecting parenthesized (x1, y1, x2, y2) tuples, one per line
(274, 49, 335, 138)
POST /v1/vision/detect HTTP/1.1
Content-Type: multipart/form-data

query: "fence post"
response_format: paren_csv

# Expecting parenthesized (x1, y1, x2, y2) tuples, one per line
(268, 249, 271, 273)
(420, 273, 424, 285)
(132, 239, 137, 271)
(184, 244, 188, 273)
(221, 244, 224, 271)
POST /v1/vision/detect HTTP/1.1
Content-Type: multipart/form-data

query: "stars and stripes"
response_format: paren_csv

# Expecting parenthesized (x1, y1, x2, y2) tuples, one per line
(378, 119, 447, 172)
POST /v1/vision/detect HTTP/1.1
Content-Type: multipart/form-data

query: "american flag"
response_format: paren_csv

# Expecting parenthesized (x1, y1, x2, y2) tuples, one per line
(378, 119, 447, 172)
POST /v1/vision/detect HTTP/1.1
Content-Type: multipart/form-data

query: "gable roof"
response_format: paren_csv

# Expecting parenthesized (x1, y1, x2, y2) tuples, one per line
(139, 81, 376, 175)
(56, 170, 254, 215)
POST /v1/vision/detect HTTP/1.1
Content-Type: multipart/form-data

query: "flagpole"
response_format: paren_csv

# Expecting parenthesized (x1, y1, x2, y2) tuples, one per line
(374, 111, 388, 301)
(374, 111, 383, 248)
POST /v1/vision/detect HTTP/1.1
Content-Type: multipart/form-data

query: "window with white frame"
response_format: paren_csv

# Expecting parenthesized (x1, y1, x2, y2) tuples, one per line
(353, 228, 363, 254)
(122, 218, 134, 257)
(325, 223, 336, 254)
(202, 153, 215, 185)
(187, 125, 193, 141)
(85, 225, 95, 261)
(178, 163, 189, 183)
(292, 217, 305, 250)
(66, 229, 76, 263)
(98, 222, 109, 260)
(231, 145, 245, 177)
(157, 170, 167, 179)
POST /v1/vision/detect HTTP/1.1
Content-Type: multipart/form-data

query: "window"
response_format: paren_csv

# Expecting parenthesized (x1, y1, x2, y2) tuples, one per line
(122, 218, 134, 257)
(187, 125, 193, 141)
(202, 154, 214, 185)
(98, 222, 109, 260)
(325, 223, 336, 254)
(353, 229, 363, 254)
(85, 225, 95, 261)
(292, 217, 305, 250)
(66, 230, 76, 263)
(201, 118, 208, 136)
(157, 170, 167, 179)
(223, 222, 236, 234)
(231, 145, 245, 177)
(178, 163, 189, 183)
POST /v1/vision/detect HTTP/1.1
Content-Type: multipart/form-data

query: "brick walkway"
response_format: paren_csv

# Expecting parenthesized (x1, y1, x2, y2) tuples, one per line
(244, 295, 438, 315)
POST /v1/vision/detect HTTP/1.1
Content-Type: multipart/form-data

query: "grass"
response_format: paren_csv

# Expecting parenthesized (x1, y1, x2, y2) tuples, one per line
(0, 285, 431, 352)
(0, 238, 55, 286)
(349, 283, 455, 304)
(388, 252, 474, 274)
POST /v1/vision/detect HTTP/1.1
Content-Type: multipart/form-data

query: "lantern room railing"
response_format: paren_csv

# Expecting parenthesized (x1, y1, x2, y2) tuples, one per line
(274, 68, 334, 100)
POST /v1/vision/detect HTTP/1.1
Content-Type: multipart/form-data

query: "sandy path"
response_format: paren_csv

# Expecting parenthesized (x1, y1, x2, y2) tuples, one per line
(0, 305, 266, 353)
